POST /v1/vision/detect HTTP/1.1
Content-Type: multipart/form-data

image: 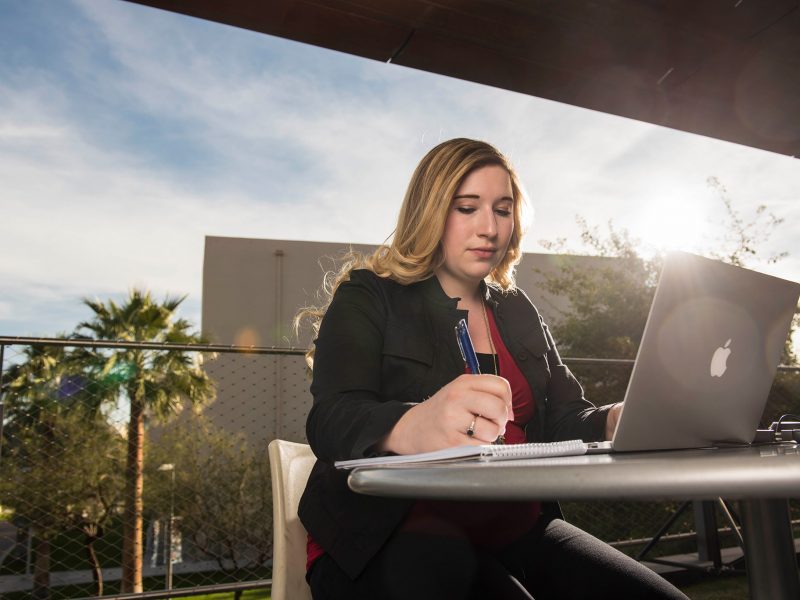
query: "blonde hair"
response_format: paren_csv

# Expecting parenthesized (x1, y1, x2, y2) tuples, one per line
(295, 138, 530, 367)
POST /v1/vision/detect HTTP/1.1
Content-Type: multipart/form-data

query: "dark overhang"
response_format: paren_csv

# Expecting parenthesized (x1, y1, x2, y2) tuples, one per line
(126, 0, 800, 158)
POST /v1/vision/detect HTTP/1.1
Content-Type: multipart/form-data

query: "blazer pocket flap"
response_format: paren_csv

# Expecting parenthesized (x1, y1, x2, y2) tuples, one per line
(382, 318, 434, 365)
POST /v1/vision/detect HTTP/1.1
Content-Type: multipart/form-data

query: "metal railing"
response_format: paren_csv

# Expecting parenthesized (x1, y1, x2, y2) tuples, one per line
(1, 336, 798, 599)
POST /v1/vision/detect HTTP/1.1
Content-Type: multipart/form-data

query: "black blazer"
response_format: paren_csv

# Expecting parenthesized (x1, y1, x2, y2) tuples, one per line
(298, 270, 611, 579)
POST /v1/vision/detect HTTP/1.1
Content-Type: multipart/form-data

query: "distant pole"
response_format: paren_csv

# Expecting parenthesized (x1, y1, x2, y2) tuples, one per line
(0, 343, 5, 469)
(274, 249, 284, 438)
(158, 464, 176, 590)
(167, 468, 174, 590)
(0, 344, 6, 463)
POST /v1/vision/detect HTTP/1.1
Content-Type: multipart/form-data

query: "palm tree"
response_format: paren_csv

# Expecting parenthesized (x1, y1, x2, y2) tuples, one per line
(77, 289, 215, 593)
(2, 343, 67, 428)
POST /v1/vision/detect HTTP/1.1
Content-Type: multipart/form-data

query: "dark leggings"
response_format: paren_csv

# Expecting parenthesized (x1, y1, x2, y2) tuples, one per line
(308, 516, 688, 600)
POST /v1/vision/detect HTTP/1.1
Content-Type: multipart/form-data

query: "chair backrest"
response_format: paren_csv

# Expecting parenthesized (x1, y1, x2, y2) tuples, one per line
(268, 439, 316, 600)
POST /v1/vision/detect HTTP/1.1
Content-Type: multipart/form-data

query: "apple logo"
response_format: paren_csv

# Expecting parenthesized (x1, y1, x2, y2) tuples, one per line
(710, 339, 732, 377)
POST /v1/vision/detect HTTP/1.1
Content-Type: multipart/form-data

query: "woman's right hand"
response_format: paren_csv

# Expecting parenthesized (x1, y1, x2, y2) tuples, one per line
(377, 374, 512, 455)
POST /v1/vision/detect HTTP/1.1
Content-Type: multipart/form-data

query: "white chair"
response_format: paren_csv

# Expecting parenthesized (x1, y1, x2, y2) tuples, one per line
(268, 439, 316, 600)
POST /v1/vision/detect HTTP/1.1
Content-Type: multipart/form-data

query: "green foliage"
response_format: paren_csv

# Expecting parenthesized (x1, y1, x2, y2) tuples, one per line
(0, 341, 128, 597)
(676, 573, 752, 600)
(537, 222, 659, 405)
(763, 370, 800, 428)
(145, 413, 273, 570)
(0, 409, 125, 598)
(0, 289, 218, 595)
(0, 410, 124, 539)
(0, 343, 125, 541)
(538, 218, 660, 359)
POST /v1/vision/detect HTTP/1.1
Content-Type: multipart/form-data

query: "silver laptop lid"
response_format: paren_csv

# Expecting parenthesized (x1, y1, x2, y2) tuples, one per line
(612, 252, 799, 452)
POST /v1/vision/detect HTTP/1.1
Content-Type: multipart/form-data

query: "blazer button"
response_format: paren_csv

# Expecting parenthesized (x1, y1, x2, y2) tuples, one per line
(517, 352, 528, 361)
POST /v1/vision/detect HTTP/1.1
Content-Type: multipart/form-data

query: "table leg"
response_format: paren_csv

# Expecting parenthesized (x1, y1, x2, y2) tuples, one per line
(738, 499, 799, 600)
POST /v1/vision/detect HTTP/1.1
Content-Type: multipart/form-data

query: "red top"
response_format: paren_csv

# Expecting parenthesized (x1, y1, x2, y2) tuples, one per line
(398, 306, 540, 547)
(306, 305, 540, 569)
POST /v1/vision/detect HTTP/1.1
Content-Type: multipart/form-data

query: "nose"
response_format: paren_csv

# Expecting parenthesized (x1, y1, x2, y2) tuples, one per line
(477, 206, 497, 238)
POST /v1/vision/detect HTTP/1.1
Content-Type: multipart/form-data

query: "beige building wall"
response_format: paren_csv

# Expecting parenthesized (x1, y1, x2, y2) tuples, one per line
(200, 235, 609, 445)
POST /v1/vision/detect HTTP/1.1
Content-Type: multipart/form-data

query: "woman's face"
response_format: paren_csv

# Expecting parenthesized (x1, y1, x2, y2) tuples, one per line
(435, 164, 515, 294)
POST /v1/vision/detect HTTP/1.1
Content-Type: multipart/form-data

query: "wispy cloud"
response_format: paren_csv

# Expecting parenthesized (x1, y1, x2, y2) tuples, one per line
(1, 0, 799, 339)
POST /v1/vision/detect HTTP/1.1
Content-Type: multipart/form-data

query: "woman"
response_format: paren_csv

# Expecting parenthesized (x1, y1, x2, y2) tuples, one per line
(296, 139, 686, 599)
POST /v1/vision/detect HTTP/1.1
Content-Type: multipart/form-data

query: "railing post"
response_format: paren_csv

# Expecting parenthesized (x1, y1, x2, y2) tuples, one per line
(0, 342, 5, 468)
(693, 500, 722, 568)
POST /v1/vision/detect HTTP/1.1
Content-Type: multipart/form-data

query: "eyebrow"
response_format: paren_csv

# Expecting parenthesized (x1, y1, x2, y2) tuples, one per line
(452, 194, 514, 202)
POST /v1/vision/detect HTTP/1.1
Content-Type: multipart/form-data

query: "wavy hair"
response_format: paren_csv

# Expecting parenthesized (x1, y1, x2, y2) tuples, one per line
(295, 138, 530, 368)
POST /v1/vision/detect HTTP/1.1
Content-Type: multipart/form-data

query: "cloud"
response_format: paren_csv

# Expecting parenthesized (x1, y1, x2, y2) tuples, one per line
(1, 0, 799, 342)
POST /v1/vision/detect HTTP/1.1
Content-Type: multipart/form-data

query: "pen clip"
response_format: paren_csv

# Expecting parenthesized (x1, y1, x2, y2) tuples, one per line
(455, 318, 481, 375)
(455, 324, 468, 363)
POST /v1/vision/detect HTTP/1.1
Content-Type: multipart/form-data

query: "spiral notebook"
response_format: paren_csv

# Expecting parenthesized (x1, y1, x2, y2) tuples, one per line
(334, 439, 587, 469)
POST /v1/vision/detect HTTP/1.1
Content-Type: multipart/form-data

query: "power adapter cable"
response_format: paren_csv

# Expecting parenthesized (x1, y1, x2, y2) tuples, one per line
(754, 413, 800, 444)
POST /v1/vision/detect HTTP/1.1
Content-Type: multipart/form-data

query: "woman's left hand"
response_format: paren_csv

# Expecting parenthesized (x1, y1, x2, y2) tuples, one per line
(605, 402, 624, 440)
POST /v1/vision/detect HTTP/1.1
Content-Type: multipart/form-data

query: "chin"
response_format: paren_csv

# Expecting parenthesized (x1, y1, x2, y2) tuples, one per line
(467, 268, 495, 281)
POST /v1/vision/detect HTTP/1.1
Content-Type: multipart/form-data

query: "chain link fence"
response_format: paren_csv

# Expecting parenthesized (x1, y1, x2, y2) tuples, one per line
(1, 339, 798, 599)
(0, 339, 298, 599)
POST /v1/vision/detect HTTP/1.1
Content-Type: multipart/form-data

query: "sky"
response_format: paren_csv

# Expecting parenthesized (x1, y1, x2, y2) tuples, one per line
(1, 0, 799, 345)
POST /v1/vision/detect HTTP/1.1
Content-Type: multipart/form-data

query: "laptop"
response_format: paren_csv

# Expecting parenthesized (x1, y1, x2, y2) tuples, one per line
(586, 251, 799, 453)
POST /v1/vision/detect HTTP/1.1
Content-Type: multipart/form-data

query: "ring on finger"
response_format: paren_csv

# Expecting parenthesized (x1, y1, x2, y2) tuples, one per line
(466, 416, 477, 437)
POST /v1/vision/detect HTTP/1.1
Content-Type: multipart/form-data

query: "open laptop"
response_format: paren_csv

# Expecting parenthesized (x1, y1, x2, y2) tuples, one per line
(587, 251, 799, 453)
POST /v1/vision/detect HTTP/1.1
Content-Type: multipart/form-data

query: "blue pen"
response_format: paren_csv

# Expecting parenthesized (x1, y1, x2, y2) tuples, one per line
(455, 318, 506, 444)
(455, 318, 480, 374)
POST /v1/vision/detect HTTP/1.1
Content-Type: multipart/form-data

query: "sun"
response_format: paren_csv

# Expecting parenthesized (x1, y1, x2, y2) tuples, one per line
(628, 192, 711, 257)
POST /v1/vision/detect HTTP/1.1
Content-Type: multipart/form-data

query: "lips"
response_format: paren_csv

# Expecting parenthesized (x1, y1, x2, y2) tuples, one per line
(469, 247, 497, 258)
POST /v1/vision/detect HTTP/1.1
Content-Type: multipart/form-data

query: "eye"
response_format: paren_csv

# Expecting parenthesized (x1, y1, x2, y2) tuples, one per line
(494, 206, 512, 217)
(455, 206, 476, 214)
